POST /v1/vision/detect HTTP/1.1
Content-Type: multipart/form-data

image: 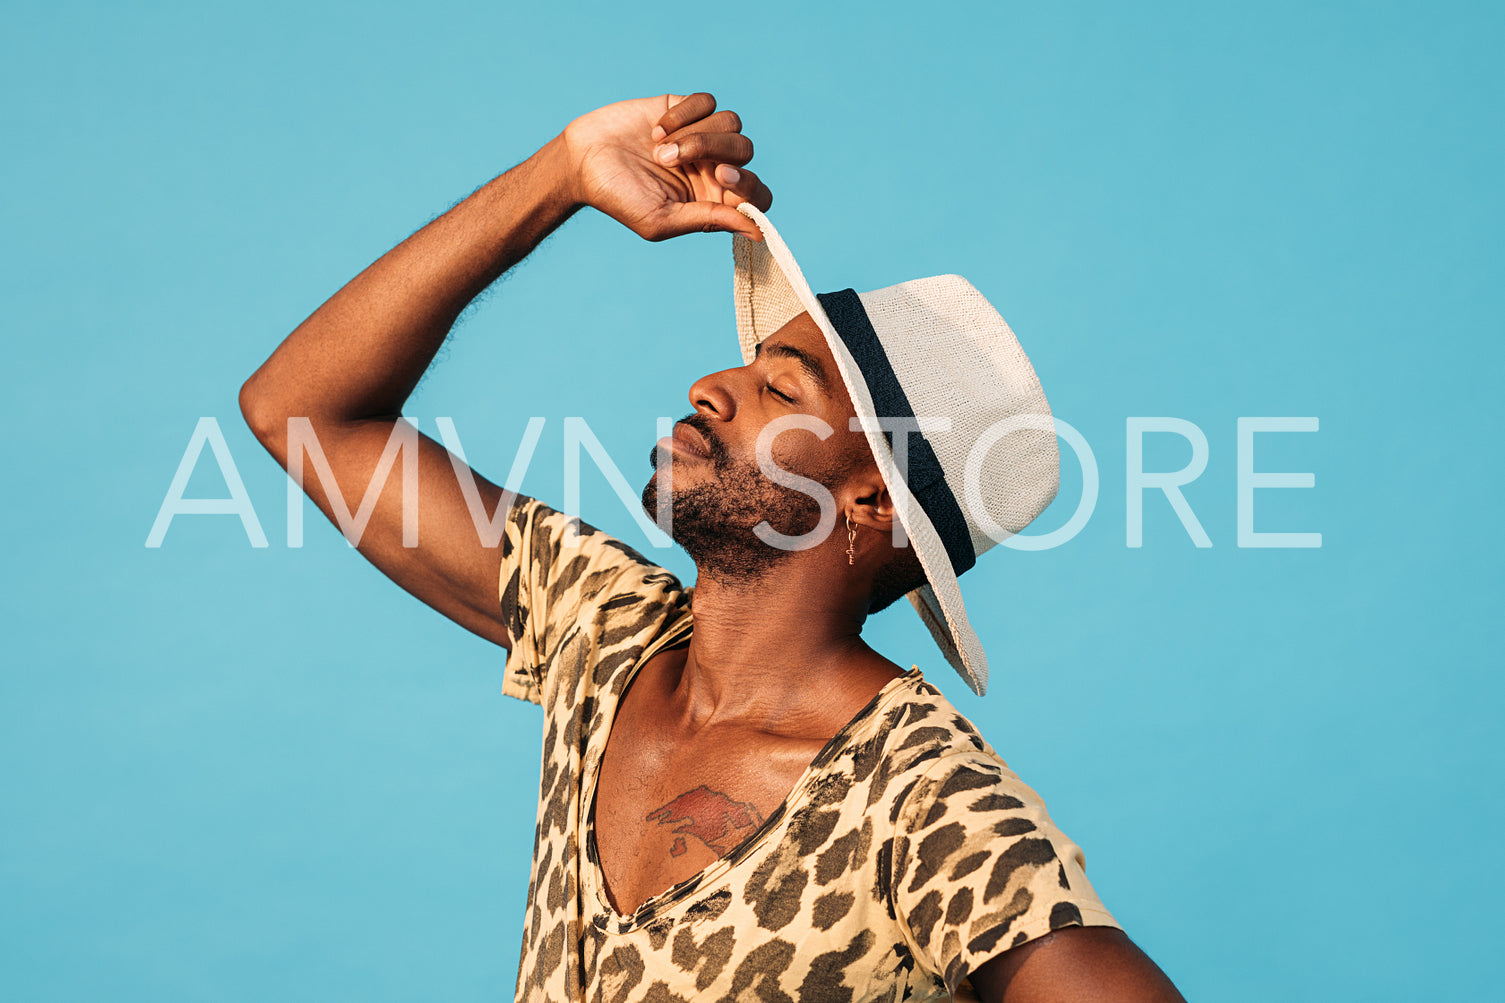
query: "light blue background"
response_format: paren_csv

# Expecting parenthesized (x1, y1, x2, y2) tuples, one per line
(4, 1, 1500, 999)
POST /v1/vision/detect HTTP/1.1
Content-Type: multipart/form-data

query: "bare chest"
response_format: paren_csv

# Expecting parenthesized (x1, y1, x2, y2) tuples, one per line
(591, 708, 821, 916)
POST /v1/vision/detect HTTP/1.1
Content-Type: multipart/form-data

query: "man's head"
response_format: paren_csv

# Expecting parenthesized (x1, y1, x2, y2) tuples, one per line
(664, 203, 1063, 694)
(641, 312, 925, 612)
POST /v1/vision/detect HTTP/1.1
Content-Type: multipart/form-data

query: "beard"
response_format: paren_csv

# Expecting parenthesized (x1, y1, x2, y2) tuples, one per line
(641, 413, 834, 583)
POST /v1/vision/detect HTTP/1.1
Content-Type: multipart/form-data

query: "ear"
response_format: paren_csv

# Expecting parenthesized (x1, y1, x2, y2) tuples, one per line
(843, 471, 897, 537)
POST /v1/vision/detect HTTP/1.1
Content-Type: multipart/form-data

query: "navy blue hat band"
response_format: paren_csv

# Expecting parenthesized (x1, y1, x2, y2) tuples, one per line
(816, 289, 977, 576)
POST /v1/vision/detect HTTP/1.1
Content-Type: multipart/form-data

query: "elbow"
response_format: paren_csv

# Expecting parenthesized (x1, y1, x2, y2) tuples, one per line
(239, 371, 284, 457)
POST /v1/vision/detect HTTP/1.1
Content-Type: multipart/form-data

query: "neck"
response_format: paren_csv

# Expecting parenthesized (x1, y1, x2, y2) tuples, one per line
(672, 553, 902, 729)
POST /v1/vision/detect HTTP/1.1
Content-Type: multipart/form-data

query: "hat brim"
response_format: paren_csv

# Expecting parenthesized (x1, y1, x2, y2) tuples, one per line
(732, 204, 991, 695)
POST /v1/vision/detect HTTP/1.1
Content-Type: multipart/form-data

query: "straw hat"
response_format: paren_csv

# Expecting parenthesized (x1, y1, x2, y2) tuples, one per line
(731, 204, 1060, 696)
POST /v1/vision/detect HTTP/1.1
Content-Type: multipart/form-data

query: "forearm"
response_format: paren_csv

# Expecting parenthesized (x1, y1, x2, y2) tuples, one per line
(226, 93, 765, 648)
(240, 135, 579, 449)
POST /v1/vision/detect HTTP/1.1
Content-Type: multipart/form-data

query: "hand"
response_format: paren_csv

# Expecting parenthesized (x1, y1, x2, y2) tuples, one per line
(562, 92, 774, 242)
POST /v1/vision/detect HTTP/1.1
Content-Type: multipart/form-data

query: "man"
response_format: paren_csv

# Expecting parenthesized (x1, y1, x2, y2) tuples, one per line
(242, 92, 1184, 1002)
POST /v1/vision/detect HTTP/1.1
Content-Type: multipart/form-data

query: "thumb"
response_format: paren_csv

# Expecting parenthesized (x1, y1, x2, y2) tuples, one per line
(653, 201, 762, 241)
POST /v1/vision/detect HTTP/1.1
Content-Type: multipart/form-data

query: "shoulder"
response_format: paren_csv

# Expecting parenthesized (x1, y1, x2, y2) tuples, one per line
(504, 495, 678, 592)
(848, 675, 998, 798)
(862, 677, 1070, 868)
(819, 674, 1015, 849)
(500, 496, 688, 706)
(502, 496, 683, 624)
(867, 680, 1121, 990)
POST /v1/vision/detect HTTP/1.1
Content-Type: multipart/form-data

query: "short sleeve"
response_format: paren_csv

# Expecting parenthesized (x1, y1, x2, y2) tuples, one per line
(497, 495, 685, 707)
(889, 752, 1121, 995)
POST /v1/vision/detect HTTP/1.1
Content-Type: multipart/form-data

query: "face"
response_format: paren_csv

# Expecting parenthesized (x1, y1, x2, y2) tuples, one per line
(640, 313, 873, 580)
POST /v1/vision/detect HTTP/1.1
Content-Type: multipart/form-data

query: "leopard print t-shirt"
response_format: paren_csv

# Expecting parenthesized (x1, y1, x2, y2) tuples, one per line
(498, 497, 1119, 1002)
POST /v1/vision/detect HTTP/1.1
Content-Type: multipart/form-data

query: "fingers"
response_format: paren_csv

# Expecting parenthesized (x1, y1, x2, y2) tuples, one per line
(666, 108, 742, 140)
(645, 91, 771, 228)
(655, 113, 753, 171)
(715, 165, 774, 213)
(652, 92, 717, 142)
(652, 96, 750, 169)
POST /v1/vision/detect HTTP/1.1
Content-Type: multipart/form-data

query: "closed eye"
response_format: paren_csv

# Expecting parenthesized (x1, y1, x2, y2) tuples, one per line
(765, 383, 796, 404)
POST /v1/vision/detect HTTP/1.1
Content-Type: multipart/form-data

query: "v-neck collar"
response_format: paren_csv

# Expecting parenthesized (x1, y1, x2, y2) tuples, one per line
(580, 628, 922, 933)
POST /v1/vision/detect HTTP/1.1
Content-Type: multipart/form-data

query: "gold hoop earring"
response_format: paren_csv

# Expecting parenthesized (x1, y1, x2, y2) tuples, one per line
(846, 514, 856, 566)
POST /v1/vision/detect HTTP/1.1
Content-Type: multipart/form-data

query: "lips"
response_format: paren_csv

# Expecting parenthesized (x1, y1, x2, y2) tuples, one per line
(670, 421, 714, 460)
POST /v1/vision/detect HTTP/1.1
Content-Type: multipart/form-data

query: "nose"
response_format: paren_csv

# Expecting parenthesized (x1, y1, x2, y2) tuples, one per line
(688, 367, 740, 422)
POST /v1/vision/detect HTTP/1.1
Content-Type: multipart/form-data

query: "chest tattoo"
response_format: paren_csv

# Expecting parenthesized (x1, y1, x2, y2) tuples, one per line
(644, 785, 765, 858)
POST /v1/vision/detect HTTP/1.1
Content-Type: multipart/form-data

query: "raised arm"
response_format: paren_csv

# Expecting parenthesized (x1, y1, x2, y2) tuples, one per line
(239, 93, 772, 649)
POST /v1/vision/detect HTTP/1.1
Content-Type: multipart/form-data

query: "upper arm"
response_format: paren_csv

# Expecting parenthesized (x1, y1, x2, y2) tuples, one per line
(239, 395, 514, 651)
(968, 927, 1185, 1003)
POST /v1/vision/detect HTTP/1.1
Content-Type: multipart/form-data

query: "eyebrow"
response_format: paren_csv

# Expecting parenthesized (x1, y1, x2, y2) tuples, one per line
(754, 341, 831, 393)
